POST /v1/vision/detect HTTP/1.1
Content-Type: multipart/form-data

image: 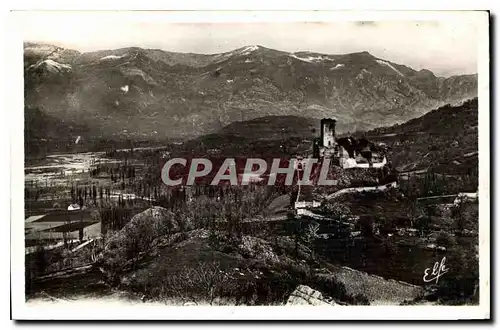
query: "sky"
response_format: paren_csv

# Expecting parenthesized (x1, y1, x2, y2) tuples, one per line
(17, 11, 482, 77)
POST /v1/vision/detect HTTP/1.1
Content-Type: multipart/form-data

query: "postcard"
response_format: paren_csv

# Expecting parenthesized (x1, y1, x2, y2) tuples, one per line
(10, 10, 490, 320)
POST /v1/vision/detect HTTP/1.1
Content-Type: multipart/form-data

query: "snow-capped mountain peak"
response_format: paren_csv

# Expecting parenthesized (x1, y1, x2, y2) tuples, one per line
(100, 54, 128, 61)
(376, 59, 404, 76)
(289, 53, 333, 63)
(238, 45, 260, 56)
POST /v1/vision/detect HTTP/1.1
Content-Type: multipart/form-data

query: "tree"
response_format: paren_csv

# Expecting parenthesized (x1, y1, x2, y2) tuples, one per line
(452, 196, 468, 231)
(358, 216, 375, 237)
(415, 216, 431, 236)
(302, 221, 320, 265)
(404, 199, 422, 228)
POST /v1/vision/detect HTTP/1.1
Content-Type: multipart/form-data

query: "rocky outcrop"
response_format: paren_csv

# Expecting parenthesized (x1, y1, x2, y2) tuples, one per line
(237, 236, 279, 263)
(100, 206, 192, 280)
(126, 206, 184, 234)
(286, 285, 337, 306)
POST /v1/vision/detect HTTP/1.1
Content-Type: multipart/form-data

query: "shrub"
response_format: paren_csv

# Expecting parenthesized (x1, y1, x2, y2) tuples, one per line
(452, 199, 478, 232)
(357, 216, 376, 237)
(320, 200, 352, 219)
(435, 232, 456, 248)
(415, 216, 431, 236)
(311, 274, 348, 302)
(25, 246, 49, 294)
(126, 261, 236, 305)
(251, 269, 301, 305)
(348, 293, 370, 305)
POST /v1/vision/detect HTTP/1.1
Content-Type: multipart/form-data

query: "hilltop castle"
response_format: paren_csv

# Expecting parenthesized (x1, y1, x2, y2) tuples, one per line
(314, 118, 387, 169)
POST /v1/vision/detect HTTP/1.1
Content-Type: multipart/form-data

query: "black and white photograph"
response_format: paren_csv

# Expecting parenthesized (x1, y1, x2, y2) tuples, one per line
(9, 10, 490, 320)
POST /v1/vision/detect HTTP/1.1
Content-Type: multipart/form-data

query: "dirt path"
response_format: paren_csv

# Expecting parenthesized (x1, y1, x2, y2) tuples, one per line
(326, 181, 398, 200)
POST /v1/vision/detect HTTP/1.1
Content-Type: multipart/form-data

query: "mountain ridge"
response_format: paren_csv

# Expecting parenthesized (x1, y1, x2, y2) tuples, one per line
(24, 42, 478, 149)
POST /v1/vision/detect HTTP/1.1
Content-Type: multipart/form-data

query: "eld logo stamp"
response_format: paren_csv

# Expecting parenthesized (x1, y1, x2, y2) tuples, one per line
(423, 257, 449, 284)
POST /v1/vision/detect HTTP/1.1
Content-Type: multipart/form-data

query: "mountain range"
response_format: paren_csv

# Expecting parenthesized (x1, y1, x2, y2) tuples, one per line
(24, 42, 477, 148)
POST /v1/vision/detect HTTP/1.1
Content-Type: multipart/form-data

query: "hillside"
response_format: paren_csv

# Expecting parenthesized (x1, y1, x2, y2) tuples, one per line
(360, 98, 478, 174)
(184, 99, 478, 175)
(24, 43, 477, 148)
(176, 116, 319, 158)
(215, 115, 319, 141)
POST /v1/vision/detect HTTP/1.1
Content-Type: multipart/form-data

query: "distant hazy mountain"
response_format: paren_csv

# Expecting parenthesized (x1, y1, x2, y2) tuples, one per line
(24, 42, 477, 146)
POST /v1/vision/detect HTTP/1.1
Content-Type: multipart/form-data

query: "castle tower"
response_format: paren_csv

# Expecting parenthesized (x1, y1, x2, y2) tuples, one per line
(320, 118, 337, 148)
